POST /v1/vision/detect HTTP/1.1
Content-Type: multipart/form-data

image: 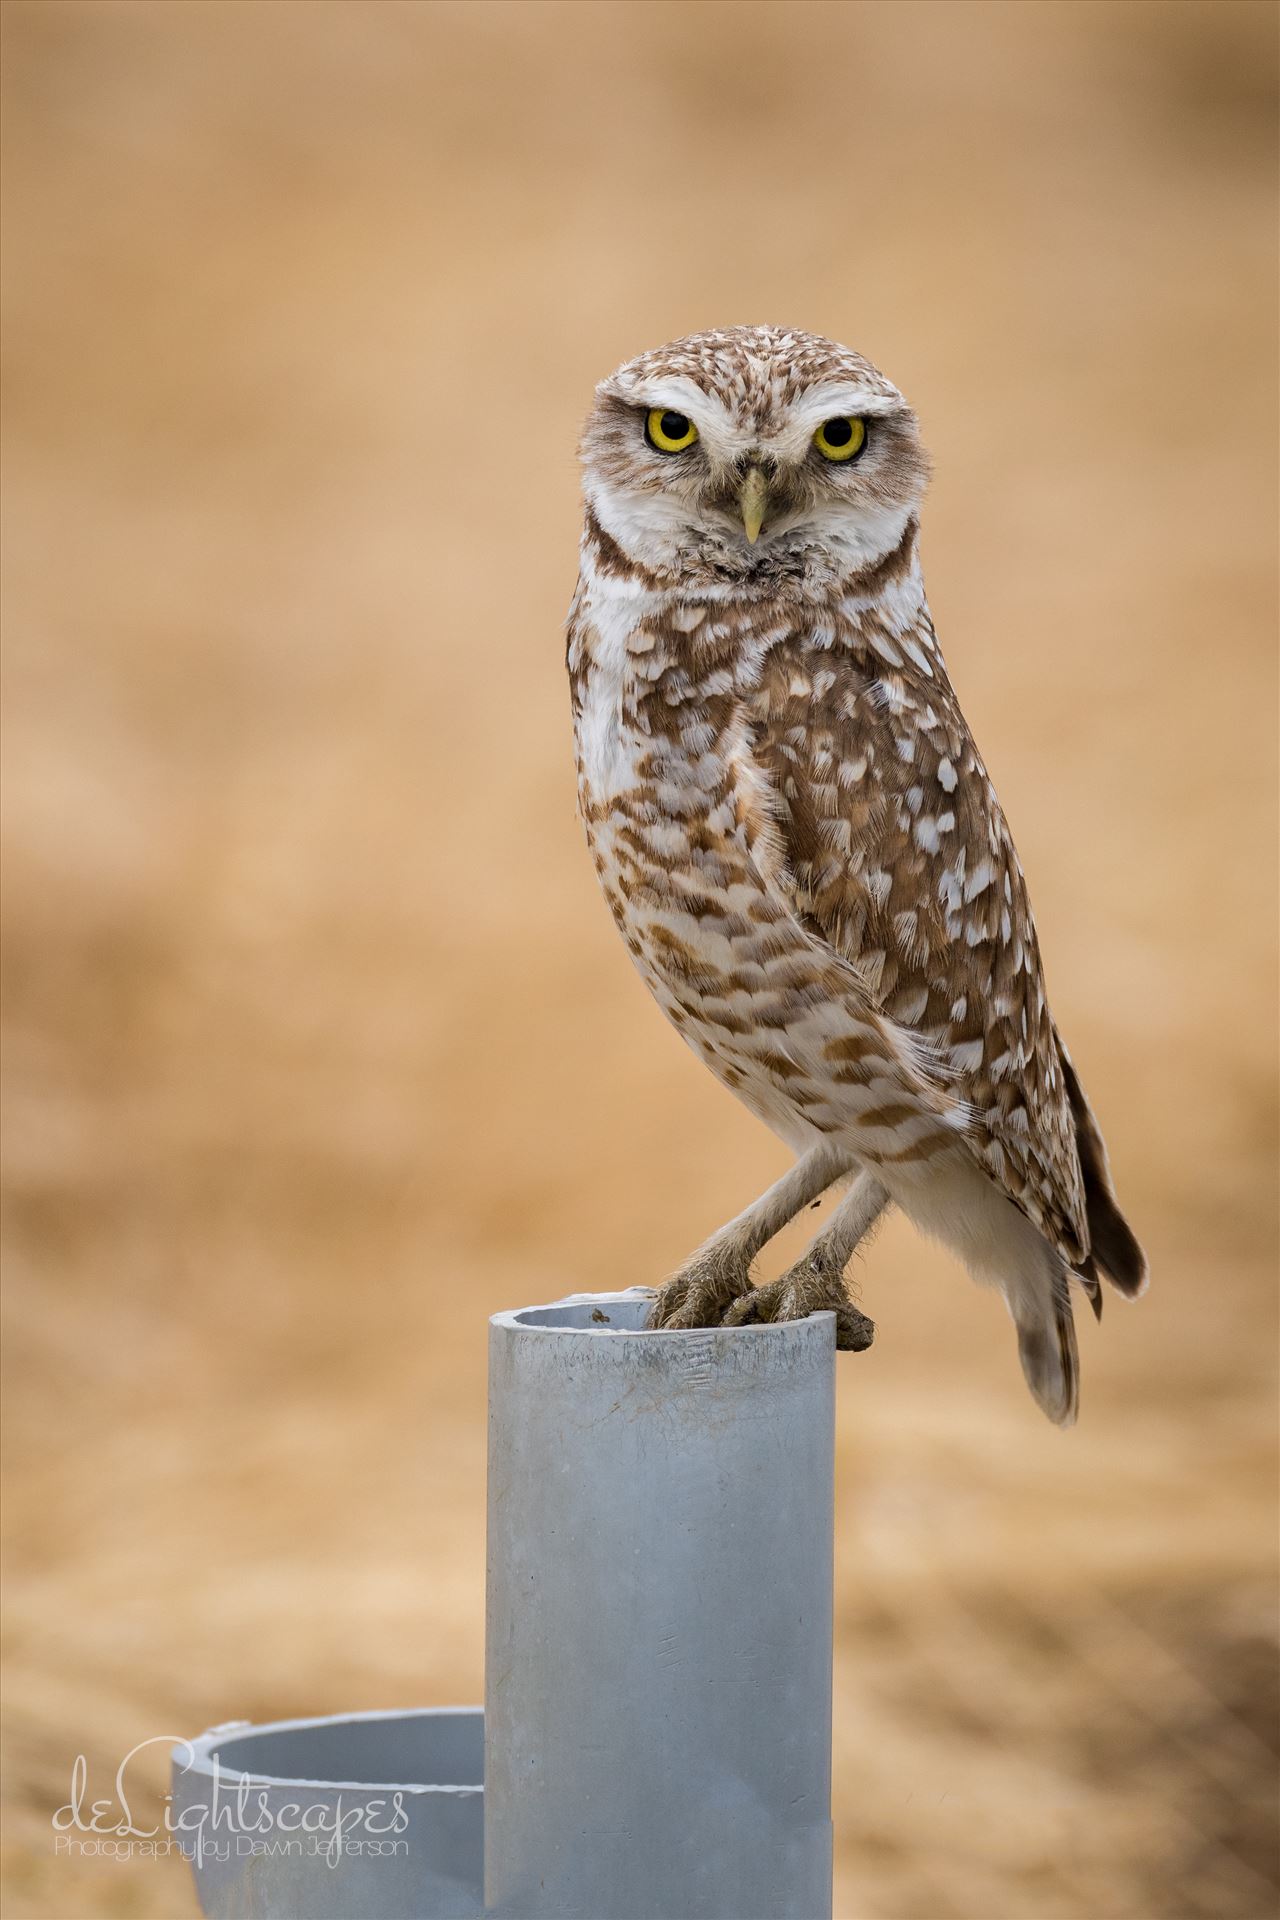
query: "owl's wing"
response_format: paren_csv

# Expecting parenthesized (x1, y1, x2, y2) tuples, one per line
(738, 626, 1091, 1278)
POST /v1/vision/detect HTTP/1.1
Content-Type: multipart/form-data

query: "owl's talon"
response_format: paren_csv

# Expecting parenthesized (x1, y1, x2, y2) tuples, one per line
(725, 1261, 875, 1351)
(833, 1303, 877, 1352)
(647, 1258, 749, 1331)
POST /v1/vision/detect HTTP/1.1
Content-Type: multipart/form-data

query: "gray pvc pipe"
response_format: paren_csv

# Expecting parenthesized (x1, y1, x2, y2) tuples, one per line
(485, 1291, 836, 1920)
(172, 1707, 483, 1918)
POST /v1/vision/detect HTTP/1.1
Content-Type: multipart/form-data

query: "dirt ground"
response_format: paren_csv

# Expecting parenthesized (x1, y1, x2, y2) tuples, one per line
(2, 4, 1277, 1917)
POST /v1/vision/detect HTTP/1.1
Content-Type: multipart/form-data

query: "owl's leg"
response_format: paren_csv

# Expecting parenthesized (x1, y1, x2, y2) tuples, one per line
(648, 1144, 854, 1332)
(723, 1172, 889, 1349)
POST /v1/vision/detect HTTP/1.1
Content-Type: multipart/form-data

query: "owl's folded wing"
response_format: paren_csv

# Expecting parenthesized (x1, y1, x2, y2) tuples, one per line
(738, 631, 1091, 1277)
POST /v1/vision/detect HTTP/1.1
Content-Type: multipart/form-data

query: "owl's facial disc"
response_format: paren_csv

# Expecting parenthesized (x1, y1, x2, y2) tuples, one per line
(581, 329, 930, 588)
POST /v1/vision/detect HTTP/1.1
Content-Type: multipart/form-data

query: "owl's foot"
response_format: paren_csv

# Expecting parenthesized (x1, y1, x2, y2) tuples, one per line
(724, 1253, 875, 1351)
(647, 1253, 749, 1331)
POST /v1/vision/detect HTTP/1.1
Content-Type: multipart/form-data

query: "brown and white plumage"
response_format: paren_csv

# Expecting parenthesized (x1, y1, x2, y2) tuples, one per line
(568, 326, 1146, 1423)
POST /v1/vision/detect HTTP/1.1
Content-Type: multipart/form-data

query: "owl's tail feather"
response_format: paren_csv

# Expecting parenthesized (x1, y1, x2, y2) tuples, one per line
(1011, 1274, 1079, 1428)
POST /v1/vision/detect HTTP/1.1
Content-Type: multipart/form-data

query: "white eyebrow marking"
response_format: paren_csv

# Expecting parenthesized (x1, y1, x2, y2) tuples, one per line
(604, 373, 738, 442)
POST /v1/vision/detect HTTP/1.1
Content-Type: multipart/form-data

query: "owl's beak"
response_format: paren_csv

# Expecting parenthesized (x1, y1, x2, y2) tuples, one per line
(739, 466, 768, 545)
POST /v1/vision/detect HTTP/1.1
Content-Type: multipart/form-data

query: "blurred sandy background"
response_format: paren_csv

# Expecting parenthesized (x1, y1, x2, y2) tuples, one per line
(1, 3, 1276, 1916)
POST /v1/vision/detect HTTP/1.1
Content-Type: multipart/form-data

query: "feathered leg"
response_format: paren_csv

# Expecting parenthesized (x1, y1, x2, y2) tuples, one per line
(725, 1173, 890, 1349)
(648, 1144, 855, 1331)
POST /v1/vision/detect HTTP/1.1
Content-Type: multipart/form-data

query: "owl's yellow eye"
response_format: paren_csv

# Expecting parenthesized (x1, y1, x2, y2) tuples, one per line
(813, 416, 866, 462)
(645, 408, 699, 454)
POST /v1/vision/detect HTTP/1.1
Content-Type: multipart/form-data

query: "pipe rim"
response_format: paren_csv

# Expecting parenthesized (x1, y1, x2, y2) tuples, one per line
(172, 1706, 484, 1796)
(492, 1290, 837, 1338)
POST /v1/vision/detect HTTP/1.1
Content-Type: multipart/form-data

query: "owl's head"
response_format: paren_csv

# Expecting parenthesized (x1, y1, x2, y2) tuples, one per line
(579, 326, 929, 593)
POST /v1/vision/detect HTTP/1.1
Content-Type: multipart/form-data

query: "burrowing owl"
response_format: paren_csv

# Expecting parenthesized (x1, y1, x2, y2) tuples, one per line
(567, 327, 1145, 1424)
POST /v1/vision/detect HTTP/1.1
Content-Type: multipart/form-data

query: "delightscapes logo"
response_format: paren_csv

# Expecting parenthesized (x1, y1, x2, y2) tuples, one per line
(52, 1737, 410, 1868)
